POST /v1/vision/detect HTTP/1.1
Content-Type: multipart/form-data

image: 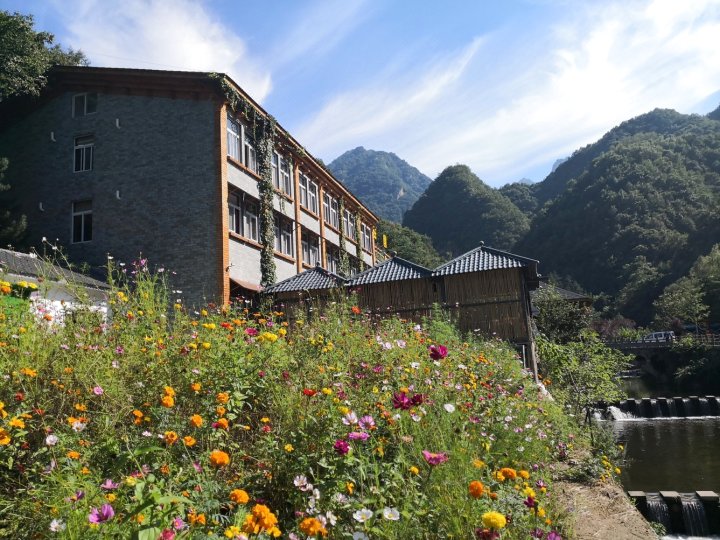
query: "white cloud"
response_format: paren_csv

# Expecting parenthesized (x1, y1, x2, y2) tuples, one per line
(298, 0, 720, 186)
(55, 0, 272, 101)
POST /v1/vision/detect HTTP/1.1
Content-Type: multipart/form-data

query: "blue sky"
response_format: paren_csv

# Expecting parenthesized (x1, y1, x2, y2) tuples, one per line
(5, 0, 720, 186)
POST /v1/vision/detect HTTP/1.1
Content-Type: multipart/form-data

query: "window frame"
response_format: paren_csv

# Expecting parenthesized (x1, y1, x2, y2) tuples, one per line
(74, 135, 94, 173)
(227, 115, 241, 162)
(71, 200, 93, 244)
(273, 214, 295, 257)
(72, 92, 98, 117)
(323, 193, 339, 229)
(301, 230, 320, 267)
(343, 209, 356, 238)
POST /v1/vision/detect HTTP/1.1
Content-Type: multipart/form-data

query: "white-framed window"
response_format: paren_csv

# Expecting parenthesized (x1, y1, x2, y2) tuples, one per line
(274, 214, 294, 257)
(228, 191, 259, 242)
(228, 192, 242, 234)
(323, 193, 339, 229)
(227, 115, 241, 161)
(72, 200, 93, 243)
(326, 246, 340, 274)
(299, 174, 308, 208)
(272, 152, 292, 197)
(243, 199, 259, 242)
(244, 128, 257, 173)
(301, 230, 320, 267)
(73, 93, 97, 117)
(361, 223, 373, 251)
(343, 209, 356, 238)
(349, 257, 360, 277)
(74, 135, 94, 172)
(300, 174, 318, 213)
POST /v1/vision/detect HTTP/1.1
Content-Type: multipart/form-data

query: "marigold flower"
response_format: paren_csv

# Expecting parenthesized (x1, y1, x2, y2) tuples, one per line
(299, 517, 327, 536)
(161, 395, 175, 408)
(224, 525, 241, 538)
(229, 489, 250, 504)
(216, 406, 226, 416)
(216, 392, 230, 404)
(409, 465, 420, 475)
(183, 436, 196, 447)
(19, 367, 37, 377)
(519, 470, 530, 479)
(190, 382, 201, 392)
(209, 449, 230, 467)
(214, 418, 229, 430)
(8, 417, 25, 429)
(482, 511, 507, 530)
(189, 414, 203, 428)
(0, 428, 11, 445)
(67, 450, 81, 460)
(284, 443, 294, 453)
(469, 480, 485, 498)
(164, 431, 179, 445)
(187, 512, 206, 526)
(163, 386, 176, 397)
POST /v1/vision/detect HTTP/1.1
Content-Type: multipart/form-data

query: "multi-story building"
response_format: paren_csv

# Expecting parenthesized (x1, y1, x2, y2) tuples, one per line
(0, 67, 378, 306)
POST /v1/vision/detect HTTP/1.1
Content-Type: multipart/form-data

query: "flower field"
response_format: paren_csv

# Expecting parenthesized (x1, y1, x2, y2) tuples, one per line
(0, 266, 583, 539)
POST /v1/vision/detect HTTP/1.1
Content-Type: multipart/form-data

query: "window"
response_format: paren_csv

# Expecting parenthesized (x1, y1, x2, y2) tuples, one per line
(272, 152, 292, 196)
(274, 215, 294, 257)
(72, 200, 92, 243)
(228, 191, 259, 242)
(343, 209, 356, 238)
(74, 135, 94, 172)
(300, 174, 318, 213)
(73, 93, 97, 117)
(326, 246, 340, 274)
(361, 223, 373, 252)
(323, 193, 339, 229)
(301, 230, 320, 267)
(244, 129, 257, 173)
(227, 115, 241, 161)
(348, 257, 360, 277)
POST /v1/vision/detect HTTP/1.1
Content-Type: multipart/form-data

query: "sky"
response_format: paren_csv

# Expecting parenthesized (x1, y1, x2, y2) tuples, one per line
(5, 0, 720, 187)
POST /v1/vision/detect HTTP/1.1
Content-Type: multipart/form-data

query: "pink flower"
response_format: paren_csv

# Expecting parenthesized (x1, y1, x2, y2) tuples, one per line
(392, 391, 412, 410)
(334, 439, 350, 455)
(358, 415, 375, 430)
(348, 432, 369, 441)
(88, 504, 114, 524)
(428, 344, 448, 360)
(159, 530, 175, 540)
(245, 327, 258, 336)
(422, 450, 449, 466)
(100, 479, 119, 490)
(93, 386, 104, 395)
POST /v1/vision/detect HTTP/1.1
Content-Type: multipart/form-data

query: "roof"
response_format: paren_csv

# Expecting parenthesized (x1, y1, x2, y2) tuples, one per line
(0, 249, 108, 289)
(346, 257, 432, 286)
(432, 244, 539, 276)
(262, 266, 346, 294)
(531, 282, 591, 302)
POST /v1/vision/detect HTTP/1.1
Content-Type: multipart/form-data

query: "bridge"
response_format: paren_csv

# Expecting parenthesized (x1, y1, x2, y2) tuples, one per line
(603, 334, 720, 351)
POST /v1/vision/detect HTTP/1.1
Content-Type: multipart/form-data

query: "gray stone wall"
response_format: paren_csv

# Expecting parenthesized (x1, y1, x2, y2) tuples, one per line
(0, 91, 223, 307)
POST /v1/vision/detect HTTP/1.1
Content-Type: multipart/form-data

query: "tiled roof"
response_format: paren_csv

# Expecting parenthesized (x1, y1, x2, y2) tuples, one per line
(346, 257, 432, 286)
(263, 266, 346, 294)
(0, 249, 108, 288)
(432, 244, 538, 276)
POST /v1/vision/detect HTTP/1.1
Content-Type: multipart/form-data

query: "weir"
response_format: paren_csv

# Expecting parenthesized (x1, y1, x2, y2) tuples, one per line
(629, 491, 719, 535)
(605, 396, 720, 419)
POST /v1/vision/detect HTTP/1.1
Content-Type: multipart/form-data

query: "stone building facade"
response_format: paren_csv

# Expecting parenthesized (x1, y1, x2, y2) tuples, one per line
(0, 67, 378, 306)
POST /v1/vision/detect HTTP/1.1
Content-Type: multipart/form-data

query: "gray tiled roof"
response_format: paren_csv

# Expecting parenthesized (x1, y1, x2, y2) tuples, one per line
(432, 244, 538, 276)
(0, 249, 108, 288)
(263, 266, 346, 294)
(345, 257, 432, 286)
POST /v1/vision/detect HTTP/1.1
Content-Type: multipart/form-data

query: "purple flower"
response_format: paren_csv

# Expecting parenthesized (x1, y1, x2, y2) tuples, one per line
(530, 528, 544, 538)
(547, 533, 562, 540)
(348, 432, 370, 441)
(66, 490, 85, 503)
(422, 450, 449, 466)
(524, 495, 536, 509)
(93, 386, 104, 396)
(410, 393, 425, 406)
(428, 344, 448, 360)
(358, 415, 375, 430)
(334, 439, 350, 455)
(100, 478, 119, 490)
(88, 504, 115, 524)
(392, 391, 412, 410)
(172, 517, 186, 530)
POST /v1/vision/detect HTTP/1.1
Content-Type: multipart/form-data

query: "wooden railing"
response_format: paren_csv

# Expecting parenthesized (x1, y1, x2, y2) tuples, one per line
(602, 335, 720, 349)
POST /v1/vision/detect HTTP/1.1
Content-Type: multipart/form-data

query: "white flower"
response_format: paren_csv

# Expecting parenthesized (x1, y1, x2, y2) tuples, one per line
(141, 431, 153, 437)
(45, 434, 59, 446)
(71, 421, 86, 432)
(293, 475, 308, 489)
(457, 363, 467, 370)
(353, 533, 369, 540)
(49, 519, 66, 532)
(443, 403, 456, 413)
(325, 511, 337, 526)
(353, 508, 374, 523)
(342, 411, 358, 425)
(382, 507, 400, 521)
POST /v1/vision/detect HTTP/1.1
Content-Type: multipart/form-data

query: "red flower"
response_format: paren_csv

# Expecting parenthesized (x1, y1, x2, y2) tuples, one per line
(428, 344, 448, 360)
(302, 389, 317, 397)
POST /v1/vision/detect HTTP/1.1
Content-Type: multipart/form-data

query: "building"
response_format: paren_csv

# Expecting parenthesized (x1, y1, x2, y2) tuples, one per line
(0, 67, 378, 306)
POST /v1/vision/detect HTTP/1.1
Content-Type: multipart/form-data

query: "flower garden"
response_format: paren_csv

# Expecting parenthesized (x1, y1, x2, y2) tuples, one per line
(0, 263, 611, 539)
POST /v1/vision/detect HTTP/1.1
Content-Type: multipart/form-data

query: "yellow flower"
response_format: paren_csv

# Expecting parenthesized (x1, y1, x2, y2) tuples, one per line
(161, 395, 175, 408)
(125, 476, 137, 486)
(8, 418, 25, 429)
(183, 436, 197, 447)
(66, 450, 80, 460)
(0, 428, 11, 445)
(106, 493, 116, 502)
(191, 382, 201, 392)
(229, 489, 250, 504)
(519, 470, 530, 479)
(164, 431, 179, 445)
(260, 417, 270, 423)
(321, 388, 332, 395)
(217, 392, 230, 404)
(201, 342, 211, 350)
(473, 459, 486, 469)
(209, 449, 230, 468)
(346, 482, 354, 495)
(482, 511, 507, 530)
(409, 466, 420, 475)
(284, 444, 294, 453)
(189, 414, 204, 428)
(224, 525, 241, 538)
(19, 367, 37, 377)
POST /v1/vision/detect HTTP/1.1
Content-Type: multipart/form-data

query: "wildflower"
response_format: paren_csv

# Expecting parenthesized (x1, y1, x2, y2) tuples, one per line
(334, 439, 350, 455)
(190, 382, 201, 392)
(284, 443, 294, 452)
(209, 449, 230, 467)
(9, 417, 25, 429)
(183, 436, 196, 447)
(66, 450, 80, 460)
(468, 480, 485, 498)
(230, 489, 250, 504)
(409, 466, 420, 475)
(303, 388, 317, 397)
(358, 415, 375, 430)
(92, 386, 104, 396)
(159, 530, 175, 540)
(187, 512, 206, 526)
(224, 525, 242, 538)
(428, 344, 448, 360)
(100, 479, 119, 490)
(217, 392, 230, 404)
(547, 532, 562, 540)
(519, 470, 530, 479)
(342, 411, 358, 425)
(189, 414, 203, 428)
(0, 428, 11, 446)
(382, 507, 400, 521)
(45, 434, 59, 446)
(473, 459, 486, 469)
(161, 395, 175, 408)
(348, 431, 370, 441)
(49, 519, 66, 532)
(213, 418, 229, 430)
(88, 504, 115, 524)
(443, 403, 456, 413)
(422, 450, 449, 466)
(299, 516, 327, 537)
(392, 391, 412, 410)
(351, 305, 362, 315)
(164, 431, 179, 445)
(20, 367, 37, 377)
(481, 511, 507, 530)
(353, 508, 373, 523)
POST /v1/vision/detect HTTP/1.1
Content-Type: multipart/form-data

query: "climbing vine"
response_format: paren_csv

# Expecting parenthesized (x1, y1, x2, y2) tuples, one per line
(256, 117, 277, 288)
(338, 197, 349, 277)
(354, 214, 364, 272)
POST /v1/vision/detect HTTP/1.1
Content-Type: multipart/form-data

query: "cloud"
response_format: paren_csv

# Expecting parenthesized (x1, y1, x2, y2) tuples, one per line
(54, 0, 272, 101)
(298, 0, 720, 186)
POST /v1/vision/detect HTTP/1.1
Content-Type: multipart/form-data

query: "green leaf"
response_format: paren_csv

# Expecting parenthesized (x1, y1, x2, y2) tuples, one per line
(134, 527, 162, 540)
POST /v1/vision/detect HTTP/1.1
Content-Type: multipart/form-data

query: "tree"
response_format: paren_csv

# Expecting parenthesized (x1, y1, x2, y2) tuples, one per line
(534, 285, 593, 344)
(653, 276, 709, 331)
(376, 220, 444, 268)
(0, 10, 88, 246)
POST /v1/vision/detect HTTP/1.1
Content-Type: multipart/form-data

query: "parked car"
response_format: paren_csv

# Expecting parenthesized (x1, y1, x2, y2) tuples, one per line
(642, 331, 675, 342)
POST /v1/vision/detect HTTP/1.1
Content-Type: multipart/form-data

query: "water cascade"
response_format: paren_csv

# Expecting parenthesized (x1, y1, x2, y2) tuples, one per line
(607, 396, 720, 419)
(630, 492, 719, 535)
(680, 493, 709, 536)
(644, 493, 672, 531)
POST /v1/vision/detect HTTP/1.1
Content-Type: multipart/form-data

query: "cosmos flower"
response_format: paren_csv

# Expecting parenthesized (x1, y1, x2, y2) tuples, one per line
(422, 450, 449, 466)
(88, 504, 115, 524)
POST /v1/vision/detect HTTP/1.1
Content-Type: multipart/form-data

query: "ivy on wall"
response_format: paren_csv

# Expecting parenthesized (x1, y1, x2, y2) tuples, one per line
(338, 197, 349, 277)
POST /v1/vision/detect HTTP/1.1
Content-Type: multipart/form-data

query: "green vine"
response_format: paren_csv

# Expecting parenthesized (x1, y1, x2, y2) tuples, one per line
(354, 214, 364, 272)
(257, 118, 277, 288)
(338, 197, 349, 277)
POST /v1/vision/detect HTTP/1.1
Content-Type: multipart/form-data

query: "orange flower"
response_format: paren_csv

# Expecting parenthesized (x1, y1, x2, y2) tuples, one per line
(8, 417, 25, 429)
(230, 489, 250, 504)
(164, 431, 179, 445)
(215, 418, 229, 430)
(189, 414, 204, 428)
(209, 449, 230, 468)
(300, 517, 327, 537)
(216, 406, 226, 417)
(188, 512, 206, 526)
(163, 386, 176, 397)
(161, 395, 175, 408)
(351, 306, 362, 315)
(468, 480, 485, 499)
(67, 450, 80, 460)
(183, 436, 197, 447)
(216, 392, 229, 404)
(190, 382, 201, 392)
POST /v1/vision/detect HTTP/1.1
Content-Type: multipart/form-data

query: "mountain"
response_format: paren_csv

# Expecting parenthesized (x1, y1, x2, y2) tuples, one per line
(403, 165, 529, 256)
(328, 147, 432, 222)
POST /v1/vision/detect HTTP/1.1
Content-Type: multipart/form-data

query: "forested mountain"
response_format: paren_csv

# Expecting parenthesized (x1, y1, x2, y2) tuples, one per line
(403, 165, 529, 256)
(328, 147, 431, 222)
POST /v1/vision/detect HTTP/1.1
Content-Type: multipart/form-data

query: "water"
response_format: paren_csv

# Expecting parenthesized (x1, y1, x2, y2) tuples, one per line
(612, 417, 720, 493)
(680, 493, 709, 536)
(645, 492, 671, 530)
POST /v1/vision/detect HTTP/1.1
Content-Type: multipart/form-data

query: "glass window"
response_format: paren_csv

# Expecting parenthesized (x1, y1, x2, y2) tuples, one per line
(299, 174, 308, 208)
(244, 129, 257, 172)
(73, 93, 98, 117)
(227, 116, 241, 161)
(343, 209, 356, 238)
(274, 214, 294, 257)
(361, 223, 373, 251)
(228, 193, 241, 234)
(72, 200, 92, 243)
(302, 230, 320, 267)
(74, 135, 94, 172)
(307, 180, 318, 213)
(323, 193, 339, 229)
(243, 200, 259, 242)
